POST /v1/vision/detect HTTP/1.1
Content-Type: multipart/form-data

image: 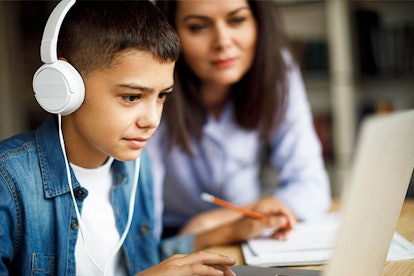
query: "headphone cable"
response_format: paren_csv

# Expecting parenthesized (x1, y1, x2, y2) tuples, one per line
(57, 114, 139, 275)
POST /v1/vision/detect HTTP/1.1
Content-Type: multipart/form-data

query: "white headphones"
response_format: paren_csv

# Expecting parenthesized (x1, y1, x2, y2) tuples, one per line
(32, 0, 84, 115)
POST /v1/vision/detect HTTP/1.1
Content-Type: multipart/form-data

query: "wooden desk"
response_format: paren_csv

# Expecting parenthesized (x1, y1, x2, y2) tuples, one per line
(207, 199, 414, 275)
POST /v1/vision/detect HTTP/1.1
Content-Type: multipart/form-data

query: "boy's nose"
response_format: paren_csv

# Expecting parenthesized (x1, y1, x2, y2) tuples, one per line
(136, 102, 160, 129)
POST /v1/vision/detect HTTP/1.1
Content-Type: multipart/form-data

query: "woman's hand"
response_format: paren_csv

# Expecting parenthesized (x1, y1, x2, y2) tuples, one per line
(250, 195, 298, 239)
(136, 251, 236, 276)
(192, 195, 298, 250)
(180, 195, 297, 237)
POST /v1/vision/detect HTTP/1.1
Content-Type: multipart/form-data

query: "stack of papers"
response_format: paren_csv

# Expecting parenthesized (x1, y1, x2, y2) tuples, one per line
(242, 212, 414, 267)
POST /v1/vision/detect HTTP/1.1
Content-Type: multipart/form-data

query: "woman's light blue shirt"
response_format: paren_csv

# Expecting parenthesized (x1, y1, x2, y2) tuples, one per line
(147, 57, 332, 236)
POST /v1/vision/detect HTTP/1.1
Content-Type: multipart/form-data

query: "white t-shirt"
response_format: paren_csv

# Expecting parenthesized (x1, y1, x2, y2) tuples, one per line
(72, 157, 128, 276)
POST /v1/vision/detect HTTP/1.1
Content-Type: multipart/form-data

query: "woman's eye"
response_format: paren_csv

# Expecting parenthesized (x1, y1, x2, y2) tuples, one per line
(122, 95, 141, 103)
(188, 23, 206, 32)
(230, 17, 246, 25)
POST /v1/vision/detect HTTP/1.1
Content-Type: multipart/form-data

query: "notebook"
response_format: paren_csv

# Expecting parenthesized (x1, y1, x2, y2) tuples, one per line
(242, 212, 414, 266)
(236, 109, 414, 276)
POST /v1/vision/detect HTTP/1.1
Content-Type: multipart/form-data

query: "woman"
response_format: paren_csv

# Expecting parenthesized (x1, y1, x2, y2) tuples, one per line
(148, 0, 331, 241)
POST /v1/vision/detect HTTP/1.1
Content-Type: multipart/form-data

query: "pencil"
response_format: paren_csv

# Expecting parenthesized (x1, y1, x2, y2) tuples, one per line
(201, 192, 267, 221)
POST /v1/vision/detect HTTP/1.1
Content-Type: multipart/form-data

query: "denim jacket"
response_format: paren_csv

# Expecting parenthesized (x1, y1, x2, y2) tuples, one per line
(0, 116, 166, 275)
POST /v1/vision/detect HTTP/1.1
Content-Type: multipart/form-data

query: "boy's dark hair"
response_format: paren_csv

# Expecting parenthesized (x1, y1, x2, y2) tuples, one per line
(57, 0, 181, 76)
(156, 0, 289, 154)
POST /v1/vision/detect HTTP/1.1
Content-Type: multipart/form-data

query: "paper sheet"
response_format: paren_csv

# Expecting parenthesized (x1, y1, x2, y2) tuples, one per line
(242, 212, 414, 267)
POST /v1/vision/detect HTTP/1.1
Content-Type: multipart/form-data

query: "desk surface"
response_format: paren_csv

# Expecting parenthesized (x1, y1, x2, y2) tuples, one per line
(207, 199, 414, 276)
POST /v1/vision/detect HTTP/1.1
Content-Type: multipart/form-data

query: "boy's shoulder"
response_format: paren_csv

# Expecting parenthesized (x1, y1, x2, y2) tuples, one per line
(0, 131, 37, 161)
(1, 115, 59, 159)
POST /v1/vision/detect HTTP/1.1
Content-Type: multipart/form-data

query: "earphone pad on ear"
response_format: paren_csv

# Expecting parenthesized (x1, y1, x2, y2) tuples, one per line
(33, 60, 85, 115)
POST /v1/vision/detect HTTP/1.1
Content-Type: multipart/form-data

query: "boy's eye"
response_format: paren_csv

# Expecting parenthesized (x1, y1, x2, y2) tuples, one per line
(159, 91, 172, 102)
(122, 95, 141, 103)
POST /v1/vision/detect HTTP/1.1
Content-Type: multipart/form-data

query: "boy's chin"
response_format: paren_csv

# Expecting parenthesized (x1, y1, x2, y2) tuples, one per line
(114, 150, 142, 162)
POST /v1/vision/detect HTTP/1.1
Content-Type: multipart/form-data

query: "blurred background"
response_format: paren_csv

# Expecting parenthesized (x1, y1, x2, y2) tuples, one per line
(0, 0, 413, 197)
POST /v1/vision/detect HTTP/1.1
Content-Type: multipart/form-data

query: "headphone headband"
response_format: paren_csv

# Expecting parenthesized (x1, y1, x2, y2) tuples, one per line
(40, 0, 75, 64)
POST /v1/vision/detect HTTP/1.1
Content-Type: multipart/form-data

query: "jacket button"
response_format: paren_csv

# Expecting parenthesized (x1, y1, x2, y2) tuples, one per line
(141, 224, 151, 235)
(74, 188, 87, 199)
(71, 220, 79, 229)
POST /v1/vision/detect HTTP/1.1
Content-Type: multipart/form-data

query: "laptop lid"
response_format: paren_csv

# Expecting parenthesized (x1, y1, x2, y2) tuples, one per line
(323, 109, 414, 276)
(235, 109, 414, 276)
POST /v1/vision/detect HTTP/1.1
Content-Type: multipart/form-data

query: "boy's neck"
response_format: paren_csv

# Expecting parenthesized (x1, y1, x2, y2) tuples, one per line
(60, 116, 110, 169)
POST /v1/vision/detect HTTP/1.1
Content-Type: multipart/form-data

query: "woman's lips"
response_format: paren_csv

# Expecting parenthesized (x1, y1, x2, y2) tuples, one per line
(213, 57, 236, 69)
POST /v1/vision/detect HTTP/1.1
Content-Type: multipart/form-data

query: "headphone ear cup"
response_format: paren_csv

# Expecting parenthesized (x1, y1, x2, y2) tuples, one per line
(33, 60, 85, 115)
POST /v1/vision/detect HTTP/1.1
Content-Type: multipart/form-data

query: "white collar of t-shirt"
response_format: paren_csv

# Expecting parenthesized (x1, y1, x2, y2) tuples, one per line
(71, 157, 128, 276)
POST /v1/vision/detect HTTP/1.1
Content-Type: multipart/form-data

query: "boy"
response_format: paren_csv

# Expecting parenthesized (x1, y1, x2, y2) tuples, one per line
(0, 1, 235, 275)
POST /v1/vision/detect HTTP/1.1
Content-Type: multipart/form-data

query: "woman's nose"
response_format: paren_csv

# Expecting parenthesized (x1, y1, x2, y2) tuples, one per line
(213, 23, 232, 50)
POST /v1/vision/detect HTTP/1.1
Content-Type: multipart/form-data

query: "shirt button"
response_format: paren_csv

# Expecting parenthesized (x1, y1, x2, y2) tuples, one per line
(71, 220, 79, 229)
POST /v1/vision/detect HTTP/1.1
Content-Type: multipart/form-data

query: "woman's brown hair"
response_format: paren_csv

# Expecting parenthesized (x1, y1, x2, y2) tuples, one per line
(157, 0, 289, 154)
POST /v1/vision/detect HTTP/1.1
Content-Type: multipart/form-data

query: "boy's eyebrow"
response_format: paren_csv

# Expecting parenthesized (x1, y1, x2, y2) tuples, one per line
(181, 7, 250, 22)
(118, 83, 174, 92)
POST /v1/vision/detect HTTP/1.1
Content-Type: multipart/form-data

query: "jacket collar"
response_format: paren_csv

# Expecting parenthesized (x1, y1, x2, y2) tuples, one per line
(36, 115, 78, 198)
(36, 116, 130, 199)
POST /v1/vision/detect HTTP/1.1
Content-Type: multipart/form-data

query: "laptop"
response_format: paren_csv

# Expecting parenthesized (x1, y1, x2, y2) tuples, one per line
(233, 109, 414, 276)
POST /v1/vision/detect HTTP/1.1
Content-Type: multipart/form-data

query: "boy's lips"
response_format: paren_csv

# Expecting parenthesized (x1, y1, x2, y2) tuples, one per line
(124, 137, 149, 149)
